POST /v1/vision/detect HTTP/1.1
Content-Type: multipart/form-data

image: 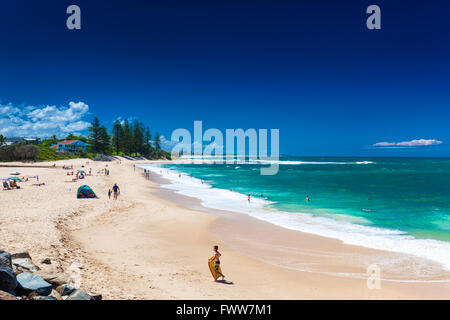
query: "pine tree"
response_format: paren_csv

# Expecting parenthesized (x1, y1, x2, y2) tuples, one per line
(99, 125, 111, 153)
(154, 132, 161, 151)
(143, 126, 152, 157)
(88, 117, 102, 153)
(112, 120, 123, 154)
(133, 119, 144, 155)
(122, 119, 133, 155)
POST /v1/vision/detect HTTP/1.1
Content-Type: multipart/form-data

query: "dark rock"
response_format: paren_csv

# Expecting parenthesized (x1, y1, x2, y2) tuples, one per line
(0, 290, 17, 300)
(16, 272, 52, 296)
(32, 295, 57, 301)
(0, 250, 12, 268)
(89, 293, 102, 301)
(66, 289, 93, 300)
(11, 252, 40, 273)
(0, 250, 17, 292)
(41, 258, 51, 265)
(56, 284, 76, 296)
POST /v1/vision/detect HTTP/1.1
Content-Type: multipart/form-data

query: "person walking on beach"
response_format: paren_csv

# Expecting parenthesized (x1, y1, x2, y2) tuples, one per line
(108, 189, 112, 199)
(248, 194, 251, 203)
(212, 245, 225, 282)
(112, 184, 120, 200)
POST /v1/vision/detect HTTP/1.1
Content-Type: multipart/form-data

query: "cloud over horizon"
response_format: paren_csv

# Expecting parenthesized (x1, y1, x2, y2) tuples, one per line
(0, 101, 91, 138)
(373, 139, 443, 148)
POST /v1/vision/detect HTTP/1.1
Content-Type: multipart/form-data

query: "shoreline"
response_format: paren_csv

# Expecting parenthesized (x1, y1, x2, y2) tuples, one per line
(143, 163, 450, 282)
(2, 159, 450, 299)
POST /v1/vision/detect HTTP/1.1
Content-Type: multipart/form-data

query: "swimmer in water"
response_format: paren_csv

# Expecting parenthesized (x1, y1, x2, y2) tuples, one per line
(306, 195, 310, 202)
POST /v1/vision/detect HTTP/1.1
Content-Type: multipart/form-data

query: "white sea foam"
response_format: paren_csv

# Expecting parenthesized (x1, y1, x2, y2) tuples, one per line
(179, 156, 375, 165)
(140, 164, 450, 271)
(254, 160, 375, 165)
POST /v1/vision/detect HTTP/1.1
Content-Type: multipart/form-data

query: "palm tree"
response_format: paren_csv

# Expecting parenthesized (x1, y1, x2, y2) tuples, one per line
(0, 134, 6, 146)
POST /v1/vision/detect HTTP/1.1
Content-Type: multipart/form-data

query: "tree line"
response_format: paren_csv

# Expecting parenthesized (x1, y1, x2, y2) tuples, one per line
(0, 117, 169, 162)
(88, 117, 166, 159)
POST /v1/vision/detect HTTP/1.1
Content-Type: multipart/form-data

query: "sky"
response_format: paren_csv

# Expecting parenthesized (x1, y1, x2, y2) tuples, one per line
(0, 0, 449, 156)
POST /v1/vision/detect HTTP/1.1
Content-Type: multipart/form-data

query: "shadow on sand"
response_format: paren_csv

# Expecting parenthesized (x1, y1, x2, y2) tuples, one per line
(215, 279, 234, 285)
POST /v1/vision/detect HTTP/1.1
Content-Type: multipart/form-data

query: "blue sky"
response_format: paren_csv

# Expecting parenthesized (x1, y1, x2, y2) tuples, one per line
(0, 0, 449, 156)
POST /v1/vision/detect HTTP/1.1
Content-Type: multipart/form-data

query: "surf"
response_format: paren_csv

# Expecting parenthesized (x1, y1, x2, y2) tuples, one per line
(140, 162, 450, 272)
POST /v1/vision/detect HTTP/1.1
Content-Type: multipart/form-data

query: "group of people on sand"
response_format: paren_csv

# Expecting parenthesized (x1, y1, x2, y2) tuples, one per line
(98, 168, 109, 175)
(3, 175, 45, 190)
(143, 169, 150, 179)
(3, 180, 20, 190)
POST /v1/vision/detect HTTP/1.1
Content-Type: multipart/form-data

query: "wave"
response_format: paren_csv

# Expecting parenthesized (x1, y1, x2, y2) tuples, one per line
(140, 164, 450, 271)
(254, 160, 375, 165)
(178, 156, 375, 165)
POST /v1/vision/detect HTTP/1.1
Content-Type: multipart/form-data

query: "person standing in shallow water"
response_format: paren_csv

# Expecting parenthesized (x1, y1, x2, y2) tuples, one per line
(213, 245, 225, 282)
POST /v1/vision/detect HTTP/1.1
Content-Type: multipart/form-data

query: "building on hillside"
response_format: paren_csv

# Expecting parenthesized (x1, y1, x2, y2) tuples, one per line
(51, 140, 88, 153)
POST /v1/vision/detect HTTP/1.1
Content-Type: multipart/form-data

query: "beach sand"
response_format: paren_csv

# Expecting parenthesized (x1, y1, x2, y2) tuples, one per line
(1, 158, 449, 299)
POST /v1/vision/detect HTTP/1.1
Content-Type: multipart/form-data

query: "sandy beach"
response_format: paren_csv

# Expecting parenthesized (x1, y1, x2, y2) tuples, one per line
(1, 158, 450, 299)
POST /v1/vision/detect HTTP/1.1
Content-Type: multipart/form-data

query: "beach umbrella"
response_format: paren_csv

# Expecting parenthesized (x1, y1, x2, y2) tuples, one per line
(9, 177, 21, 181)
(77, 170, 85, 173)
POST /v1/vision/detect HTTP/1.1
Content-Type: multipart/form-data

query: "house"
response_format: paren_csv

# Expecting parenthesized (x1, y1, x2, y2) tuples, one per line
(51, 140, 88, 153)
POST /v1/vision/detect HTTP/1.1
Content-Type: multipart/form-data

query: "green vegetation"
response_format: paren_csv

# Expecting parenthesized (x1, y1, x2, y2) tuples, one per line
(95, 117, 170, 159)
(0, 143, 40, 162)
(37, 144, 79, 161)
(0, 116, 171, 162)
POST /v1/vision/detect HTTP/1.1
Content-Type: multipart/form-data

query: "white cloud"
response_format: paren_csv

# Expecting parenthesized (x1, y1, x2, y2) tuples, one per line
(373, 139, 443, 148)
(0, 101, 90, 138)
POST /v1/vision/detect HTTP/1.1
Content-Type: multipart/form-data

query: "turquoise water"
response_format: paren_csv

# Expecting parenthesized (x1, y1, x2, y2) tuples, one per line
(162, 157, 450, 242)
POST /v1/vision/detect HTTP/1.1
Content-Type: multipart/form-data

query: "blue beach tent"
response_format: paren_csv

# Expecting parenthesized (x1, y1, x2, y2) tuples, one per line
(76, 185, 97, 199)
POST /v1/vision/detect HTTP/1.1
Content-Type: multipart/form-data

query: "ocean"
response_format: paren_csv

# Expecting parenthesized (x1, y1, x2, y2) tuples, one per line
(141, 157, 450, 270)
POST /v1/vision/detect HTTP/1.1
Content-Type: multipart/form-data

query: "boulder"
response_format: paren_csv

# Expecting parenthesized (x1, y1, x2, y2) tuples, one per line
(0, 250, 17, 292)
(37, 270, 70, 287)
(0, 290, 17, 300)
(66, 289, 93, 300)
(16, 272, 52, 296)
(89, 292, 102, 301)
(11, 252, 40, 273)
(50, 289, 63, 300)
(55, 284, 76, 296)
(0, 250, 12, 268)
(32, 295, 58, 301)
